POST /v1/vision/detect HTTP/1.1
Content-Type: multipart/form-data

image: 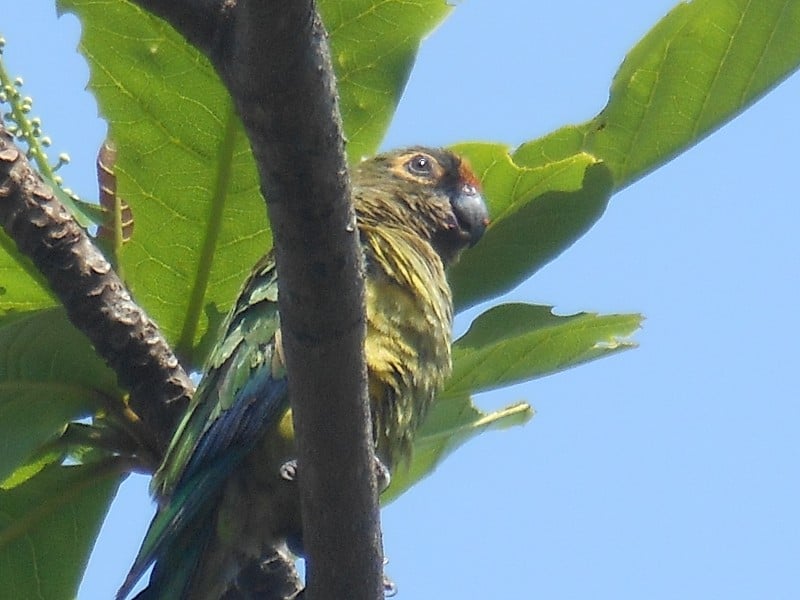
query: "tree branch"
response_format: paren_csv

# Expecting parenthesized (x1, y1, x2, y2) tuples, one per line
(130, 1, 384, 599)
(224, 547, 304, 600)
(0, 126, 191, 456)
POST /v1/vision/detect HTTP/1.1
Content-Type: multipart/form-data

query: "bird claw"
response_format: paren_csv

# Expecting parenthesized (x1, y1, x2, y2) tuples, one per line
(279, 459, 298, 482)
(383, 574, 397, 597)
(374, 457, 392, 493)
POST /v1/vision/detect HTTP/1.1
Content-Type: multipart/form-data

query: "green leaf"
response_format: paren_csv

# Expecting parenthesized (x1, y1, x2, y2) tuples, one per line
(446, 303, 643, 399)
(58, 0, 269, 366)
(0, 462, 124, 600)
(385, 304, 641, 500)
(1, 450, 63, 490)
(0, 309, 120, 482)
(450, 0, 800, 310)
(386, 399, 533, 503)
(449, 143, 614, 311)
(57, 0, 452, 367)
(515, 0, 800, 189)
(0, 230, 56, 316)
(321, 0, 452, 161)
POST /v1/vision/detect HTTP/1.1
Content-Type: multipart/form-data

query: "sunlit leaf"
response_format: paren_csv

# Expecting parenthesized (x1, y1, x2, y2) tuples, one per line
(387, 304, 641, 499)
(57, 0, 268, 366)
(515, 0, 800, 189)
(321, 0, 452, 160)
(450, 144, 613, 310)
(447, 304, 642, 399)
(57, 0, 453, 367)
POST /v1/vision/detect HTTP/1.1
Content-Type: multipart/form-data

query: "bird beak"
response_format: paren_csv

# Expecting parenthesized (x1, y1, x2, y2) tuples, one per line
(452, 183, 489, 247)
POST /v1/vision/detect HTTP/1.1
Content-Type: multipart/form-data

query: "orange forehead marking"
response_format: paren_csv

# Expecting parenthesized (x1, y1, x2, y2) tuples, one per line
(458, 159, 481, 189)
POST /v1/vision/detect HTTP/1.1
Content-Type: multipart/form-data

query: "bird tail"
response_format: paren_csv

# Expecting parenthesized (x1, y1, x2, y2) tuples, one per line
(116, 462, 229, 600)
(130, 519, 212, 600)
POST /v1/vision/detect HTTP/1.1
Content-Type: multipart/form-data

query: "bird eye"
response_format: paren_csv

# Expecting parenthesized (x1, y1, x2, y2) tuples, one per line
(407, 154, 433, 177)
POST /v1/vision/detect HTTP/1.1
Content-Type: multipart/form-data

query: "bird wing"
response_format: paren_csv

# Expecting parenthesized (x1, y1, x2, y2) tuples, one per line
(117, 254, 289, 600)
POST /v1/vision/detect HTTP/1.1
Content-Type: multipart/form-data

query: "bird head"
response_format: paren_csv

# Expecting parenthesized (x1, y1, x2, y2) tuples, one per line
(353, 147, 490, 266)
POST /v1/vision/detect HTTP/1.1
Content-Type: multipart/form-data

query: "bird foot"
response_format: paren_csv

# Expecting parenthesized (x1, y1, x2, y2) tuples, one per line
(278, 457, 392, 493)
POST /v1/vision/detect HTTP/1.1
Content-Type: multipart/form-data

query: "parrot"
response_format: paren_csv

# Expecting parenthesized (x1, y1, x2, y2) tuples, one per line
(117, 147, 489, 599)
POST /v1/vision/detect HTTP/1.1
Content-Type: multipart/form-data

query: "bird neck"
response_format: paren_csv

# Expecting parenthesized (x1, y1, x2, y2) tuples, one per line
(361, 224, 453, 335)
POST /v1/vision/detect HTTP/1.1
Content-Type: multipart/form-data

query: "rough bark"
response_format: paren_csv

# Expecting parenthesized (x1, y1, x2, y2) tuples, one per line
(0, 126, 191, 457)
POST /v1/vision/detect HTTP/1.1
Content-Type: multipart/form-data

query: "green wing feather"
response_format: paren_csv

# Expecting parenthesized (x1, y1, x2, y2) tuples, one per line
(155, 254, 283, 495)
(117, 255, 289, 600)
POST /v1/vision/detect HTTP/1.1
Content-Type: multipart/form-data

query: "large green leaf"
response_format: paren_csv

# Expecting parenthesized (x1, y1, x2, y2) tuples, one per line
(57, 0, 269, 367)
(450, 144, 613, 311)
(0, 462, 124, 600)
(388, 304, 642, 500)
(515, 0, 800, 189)
(446, 303, 642, 399)
(449, 0, 800, 312)
(321, 0, 451, 161)
(57, 0, 452, 367)
(0, 309, 119, 482)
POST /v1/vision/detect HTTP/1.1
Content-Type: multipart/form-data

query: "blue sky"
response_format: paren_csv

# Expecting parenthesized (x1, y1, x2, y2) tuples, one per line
(3, 1, 800, 598)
